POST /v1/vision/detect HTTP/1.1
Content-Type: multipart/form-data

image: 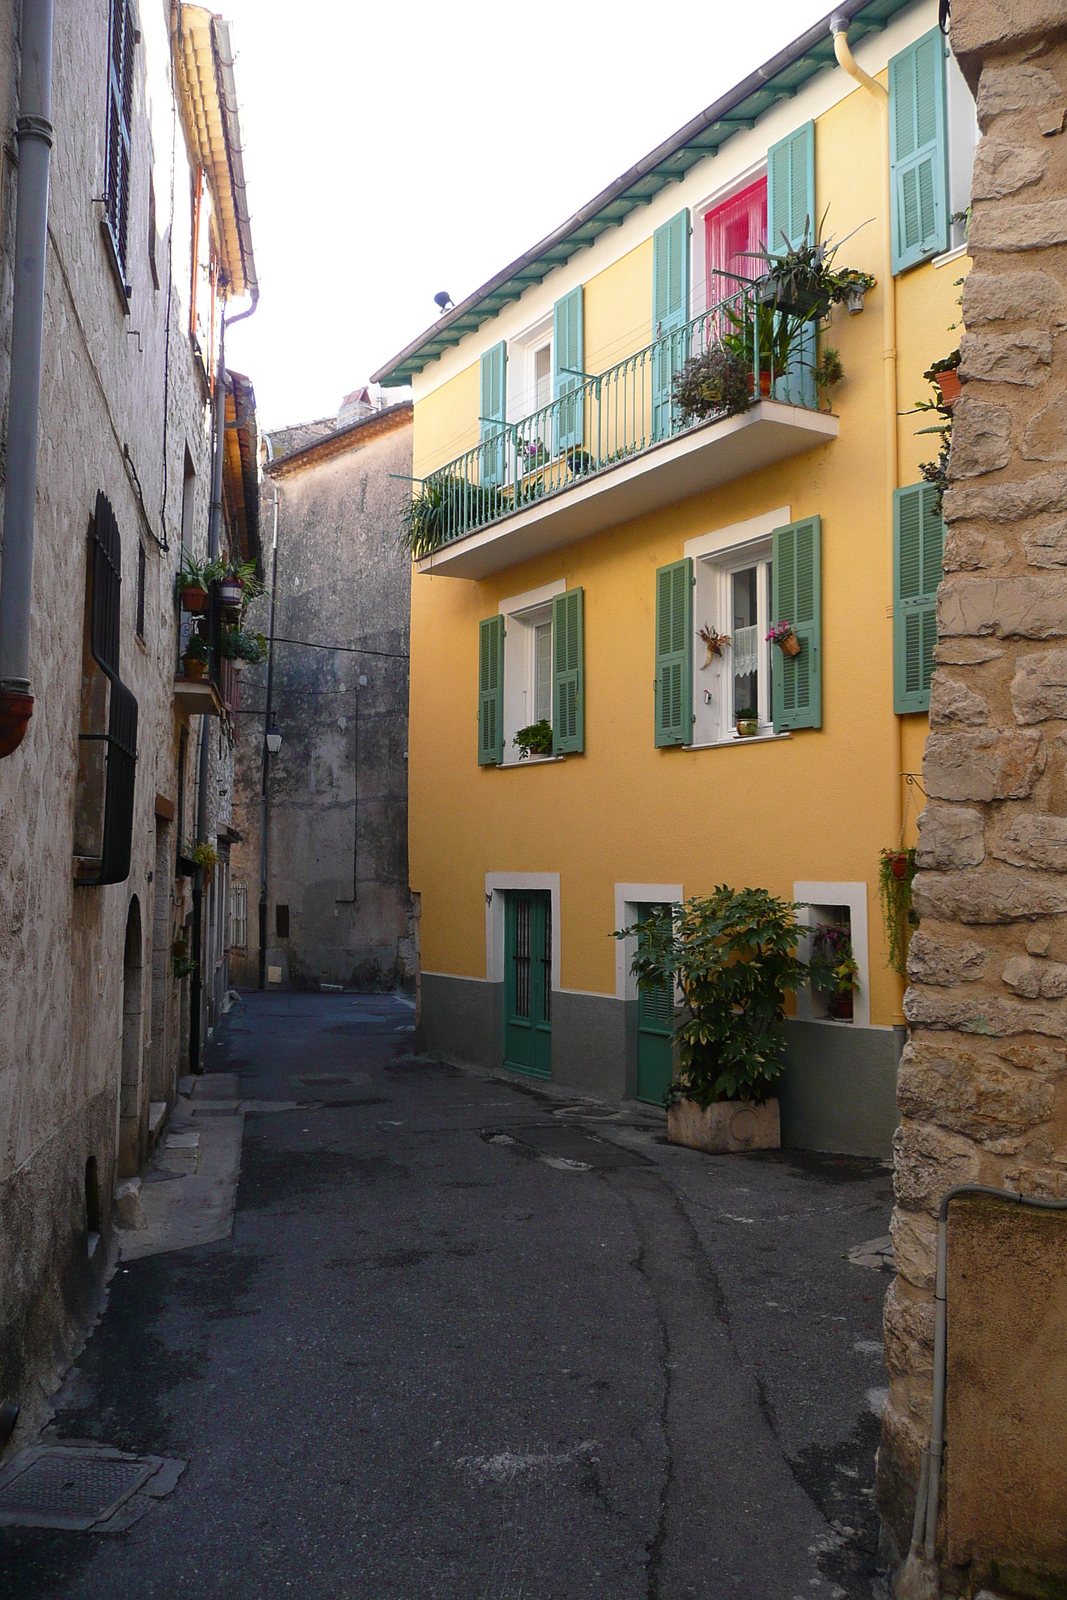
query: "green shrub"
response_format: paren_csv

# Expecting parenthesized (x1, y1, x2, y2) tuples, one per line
(513, 720, 553, 758)
(672, 344, 751, 423)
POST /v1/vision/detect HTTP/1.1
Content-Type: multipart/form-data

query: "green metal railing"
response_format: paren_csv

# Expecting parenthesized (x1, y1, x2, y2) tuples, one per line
(410, 284, 819, 555)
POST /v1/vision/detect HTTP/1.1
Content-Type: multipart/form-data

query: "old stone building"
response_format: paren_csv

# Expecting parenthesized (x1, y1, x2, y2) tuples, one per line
(229, 397, 416, 993)
(0, 0, 258, 1441)
(881, 1, 1067, 1592)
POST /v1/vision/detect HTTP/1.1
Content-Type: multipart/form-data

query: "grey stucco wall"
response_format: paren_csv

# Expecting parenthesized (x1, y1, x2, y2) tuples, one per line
(778, 1020, 902, 1159)
(230, 417, 415, 992)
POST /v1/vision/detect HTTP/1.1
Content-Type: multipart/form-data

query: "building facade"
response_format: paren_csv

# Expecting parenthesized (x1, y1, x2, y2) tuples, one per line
(0, 0, 257, 1439)
(229, 398, 417, 993)
(375, 0, 976, 1158)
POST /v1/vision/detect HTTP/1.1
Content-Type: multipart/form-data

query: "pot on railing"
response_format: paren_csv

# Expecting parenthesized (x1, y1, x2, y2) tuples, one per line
(218, 576, 244, 611)
(180, 584, 209, 614)
(181, 655, 207, 680)
(935, 370, 961, 409)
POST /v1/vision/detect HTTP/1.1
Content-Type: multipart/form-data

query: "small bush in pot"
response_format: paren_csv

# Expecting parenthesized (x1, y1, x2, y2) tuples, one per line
(513, 719, 553, 759)
(808, 922, 860, 1020)
(181, 629, 209, 678)
(618, 887, 806, 1109)
(672, 344, 751, 423)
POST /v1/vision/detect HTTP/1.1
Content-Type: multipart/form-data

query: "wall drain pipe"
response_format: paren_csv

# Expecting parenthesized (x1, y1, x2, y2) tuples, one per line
(0, 0, 54, 758)
(898, 1184, 1067, 1591)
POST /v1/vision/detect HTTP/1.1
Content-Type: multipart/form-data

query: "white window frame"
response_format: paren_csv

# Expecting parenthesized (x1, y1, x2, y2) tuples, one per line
(507, 311, 554, 426)
(946, 47, 978, 253)
(614, 883, 683, 1001)
(685, 508, 791, 749)
(792, 880, 872, 1029)
(691, 157, 768, 315)
(486, 871, 561, 993)
(498, 579, 565, 766)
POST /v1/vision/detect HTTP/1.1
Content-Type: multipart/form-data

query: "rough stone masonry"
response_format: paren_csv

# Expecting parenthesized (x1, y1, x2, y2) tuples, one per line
(878, 0, 1067, 1578)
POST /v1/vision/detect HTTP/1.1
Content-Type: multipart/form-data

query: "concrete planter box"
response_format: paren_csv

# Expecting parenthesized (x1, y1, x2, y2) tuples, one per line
(667, 1097, 780, 1154)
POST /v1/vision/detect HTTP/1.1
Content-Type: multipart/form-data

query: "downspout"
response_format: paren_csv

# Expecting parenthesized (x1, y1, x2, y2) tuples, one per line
(258, 472, 278, 990)
(830, 17, 906, 1021)
(0, 0, 54, 758)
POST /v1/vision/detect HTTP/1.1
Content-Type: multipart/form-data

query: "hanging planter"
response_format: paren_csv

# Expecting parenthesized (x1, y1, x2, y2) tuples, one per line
(218, 575, 244, 610)
(697, 624, 731, 667)
(180, 584, 209, 614)
(767, 621, 800, 657)
(879, 846, 918, 977)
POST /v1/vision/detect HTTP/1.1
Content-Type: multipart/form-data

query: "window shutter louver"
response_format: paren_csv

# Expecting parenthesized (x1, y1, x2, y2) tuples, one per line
(772, 517, 822, 732)
(478, 615, 504, 765)
(893, 484, 943, 712)
(552, 588, 584, 754)
(553, 287, 584, 452)
(652, 211, 690, 440)
(480, 341, 507, 486)
(889, 29, 948, 274)
(654, 559, 693, 747)
(106, 0, 135, 272)
(766, 122, 817, 408)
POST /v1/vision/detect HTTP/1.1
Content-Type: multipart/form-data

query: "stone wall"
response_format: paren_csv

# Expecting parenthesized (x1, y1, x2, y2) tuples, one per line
(229, 409, 416, 993)
(879, 3, 1067, 1582)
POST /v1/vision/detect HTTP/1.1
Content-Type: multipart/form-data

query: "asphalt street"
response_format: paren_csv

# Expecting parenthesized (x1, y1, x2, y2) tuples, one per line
(1, 991, 894, 1599)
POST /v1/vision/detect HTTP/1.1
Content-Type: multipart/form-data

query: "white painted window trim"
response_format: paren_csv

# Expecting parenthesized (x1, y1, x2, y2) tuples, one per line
(792, 880, 872, 1029)
(507, 311, 554, 424)
(692, 158, 769, 316)
(614, 883, 683, 1002)
(486, 872, 561, 992)
(684, 507, 789, 563)
(498, 580, 567, 766)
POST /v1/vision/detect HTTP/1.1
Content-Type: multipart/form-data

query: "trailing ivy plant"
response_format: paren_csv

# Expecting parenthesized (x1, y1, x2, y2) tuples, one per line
(879, 847, 918, 977)
(672, 344, 751, 423)
(617, 887, 807, 1107)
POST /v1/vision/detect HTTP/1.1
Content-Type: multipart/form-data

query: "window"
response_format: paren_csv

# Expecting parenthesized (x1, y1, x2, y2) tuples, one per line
(275, 904, 290, 939)
(135, 540, 145, 639)
(180, 449, 196, 552)
(793, 881, 871, 1029)
(231, 882, 248, 950)
(693, 543, 775, 743)
(105, 0, 135, 273)
(479, 583, 584, 765)
(893, 483, 943, 713)
(534, 345, 552, 413)
(74, 493, 139, 886)
(705, 179, 766, 311)
(946, 48, 978, 252)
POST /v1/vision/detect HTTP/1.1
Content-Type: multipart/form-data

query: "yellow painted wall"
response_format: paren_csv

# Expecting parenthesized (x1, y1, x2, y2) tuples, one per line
(407, 61, 967, 1032)
(584, 238, 655, 375)
(413, 358, 480, 480)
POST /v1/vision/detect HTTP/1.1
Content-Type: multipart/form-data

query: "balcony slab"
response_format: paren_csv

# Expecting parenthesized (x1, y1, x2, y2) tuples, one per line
(416, 400, 838, 579)
(173, 677, 222, 718)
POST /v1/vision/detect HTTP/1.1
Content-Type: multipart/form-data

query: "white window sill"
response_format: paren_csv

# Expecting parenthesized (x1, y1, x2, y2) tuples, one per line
(933, 242, 970, 269)
(499, 754, 565, 768)
(685, 730, 791, 751)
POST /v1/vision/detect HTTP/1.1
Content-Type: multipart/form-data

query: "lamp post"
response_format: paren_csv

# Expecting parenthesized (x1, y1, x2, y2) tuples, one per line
(258, 484, 280, 990)
(265, 723, 281, 755)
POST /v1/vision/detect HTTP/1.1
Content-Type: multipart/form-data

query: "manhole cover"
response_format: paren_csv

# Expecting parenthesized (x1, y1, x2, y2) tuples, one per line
(0, 1447, 160, 1530)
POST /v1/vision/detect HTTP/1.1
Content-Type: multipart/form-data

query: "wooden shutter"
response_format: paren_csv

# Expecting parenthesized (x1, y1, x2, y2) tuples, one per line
(554, 287, 584, 452)
(552, 588, 584, 754)
(106, 0, 135, 271)
(480, 341, 507, 486)
(767, 122, 816, 408)
(890, 28, 949, 274)
(652, 210, 690, 440)
(772, 517, 821, 732)
(478, 615, 504, 765)
(654, 559, 693, 747)
(894, 484, 943, 712)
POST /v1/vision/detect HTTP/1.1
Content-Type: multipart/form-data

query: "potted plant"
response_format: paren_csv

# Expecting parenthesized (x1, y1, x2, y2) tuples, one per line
(220, 627, 267, 673)
(834, 268, 877, 315)
(697, 623, 731, 668)
(172, 939, 197, 980)
(879, 846, 918, 977)
(729, 210, 873, 323)
(181, 630, 210, 679)
(617, 888, 807, 1150)
(217, 557, 264, 613)
(520, 439, 549, 473)
(672, 344, 751, 423)
(735, 707, 759, 738)
(720, 299, 801, 398)
(183, 839, 218, 886)
(513, 719, 553, 759)
(813, 345, 844, 408)
(177, 554, 213, 613)
(399, 473, 509, 557)
(808, 922, 860, 1021)
(924, 350, 961, 410)
(767, 620, 800, 657)
(565, 446, 595, 476)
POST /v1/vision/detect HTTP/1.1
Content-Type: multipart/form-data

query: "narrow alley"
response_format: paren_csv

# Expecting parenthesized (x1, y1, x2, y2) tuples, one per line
(1, 994, 892, 1600)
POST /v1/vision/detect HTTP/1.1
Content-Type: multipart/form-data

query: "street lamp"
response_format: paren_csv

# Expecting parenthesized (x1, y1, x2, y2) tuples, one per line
(265, 722, 281, 755)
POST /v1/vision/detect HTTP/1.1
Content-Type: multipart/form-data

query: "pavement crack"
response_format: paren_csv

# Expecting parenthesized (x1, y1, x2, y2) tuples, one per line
(621, 1194, 673, 1600)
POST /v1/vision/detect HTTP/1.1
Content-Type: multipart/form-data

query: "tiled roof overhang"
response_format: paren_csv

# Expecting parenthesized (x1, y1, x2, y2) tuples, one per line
(372, 0, 913, 386)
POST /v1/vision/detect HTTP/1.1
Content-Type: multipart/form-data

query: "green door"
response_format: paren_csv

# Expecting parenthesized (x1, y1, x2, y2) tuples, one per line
(504, 891, 552, 1078)
(637, 904, 674, 1106)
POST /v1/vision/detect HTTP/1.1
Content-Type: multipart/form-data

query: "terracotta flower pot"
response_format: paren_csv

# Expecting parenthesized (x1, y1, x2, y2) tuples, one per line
(181, 585, 209, 613)
(748, 371, 772, 399)
(182, 657, 207, 680)
(776, 631, 801, 657)
(888, 852, 909, 880)
(935, 370, 961, 408)
(826, 990, 854, 1020)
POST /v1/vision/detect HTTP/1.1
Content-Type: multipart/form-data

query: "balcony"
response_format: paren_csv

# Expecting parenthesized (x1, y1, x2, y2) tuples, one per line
(411, 288, 838, 580)
(174, 604, 242, 719)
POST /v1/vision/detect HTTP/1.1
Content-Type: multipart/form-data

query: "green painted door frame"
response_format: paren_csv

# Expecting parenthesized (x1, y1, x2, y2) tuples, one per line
(504, 890, 552, 1078)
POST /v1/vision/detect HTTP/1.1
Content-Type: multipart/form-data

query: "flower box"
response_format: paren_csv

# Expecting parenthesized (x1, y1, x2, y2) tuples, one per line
(667, 1097, 780, 1153)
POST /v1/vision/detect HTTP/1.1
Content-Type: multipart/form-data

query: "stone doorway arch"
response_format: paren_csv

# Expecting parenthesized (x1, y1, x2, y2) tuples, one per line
(117, 897, 143, 1178)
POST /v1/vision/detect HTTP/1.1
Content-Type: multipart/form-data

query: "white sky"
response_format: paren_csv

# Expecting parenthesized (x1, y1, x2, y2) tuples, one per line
(222, 0, 839, 430)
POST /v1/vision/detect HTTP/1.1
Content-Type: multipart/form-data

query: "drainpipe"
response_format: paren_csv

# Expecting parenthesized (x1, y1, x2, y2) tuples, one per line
(0, 0, 54, 758)
(258, 474, 278, 990)
(830, 16, 906, 1022)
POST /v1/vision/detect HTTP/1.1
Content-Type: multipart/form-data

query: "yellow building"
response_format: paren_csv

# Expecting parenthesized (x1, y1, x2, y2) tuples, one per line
(374, 0, 974, 1155)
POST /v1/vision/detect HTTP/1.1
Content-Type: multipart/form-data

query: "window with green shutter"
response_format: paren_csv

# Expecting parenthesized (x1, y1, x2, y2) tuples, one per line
(554, 287, 584, 452)
(652, 211, 690, 441)
(894, 484, 943, 713)
(478, 615, 504, 765)
(766, 123, 816, 409)
(771, 517, 821, 732)
(654, 558, 693, 747)
(889, 28, 949, 274)
(552, 588, 584, 754)
(480, 341, 507, 486)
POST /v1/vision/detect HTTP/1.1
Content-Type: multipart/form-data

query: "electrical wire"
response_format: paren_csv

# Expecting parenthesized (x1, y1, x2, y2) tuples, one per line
(271, 635, 409, 659)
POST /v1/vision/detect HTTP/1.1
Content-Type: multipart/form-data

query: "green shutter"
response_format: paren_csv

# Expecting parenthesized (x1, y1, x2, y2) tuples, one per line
(480, 341, 507, 486)
(554, 287, 584, 452)
(478, 615, 504, 765)
(767, 122, 816, 408)
(889, 28, 948, 274)
(552, 588, 584, 755)
(772, 517, 821, 732)
(654, 558, 693, 747)
(893, 483, 943, 712)
(652, 210, 690, 440)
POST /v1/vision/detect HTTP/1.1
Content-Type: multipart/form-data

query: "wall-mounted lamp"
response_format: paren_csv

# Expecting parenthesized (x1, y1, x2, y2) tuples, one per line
(265, 723, 282, 755)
